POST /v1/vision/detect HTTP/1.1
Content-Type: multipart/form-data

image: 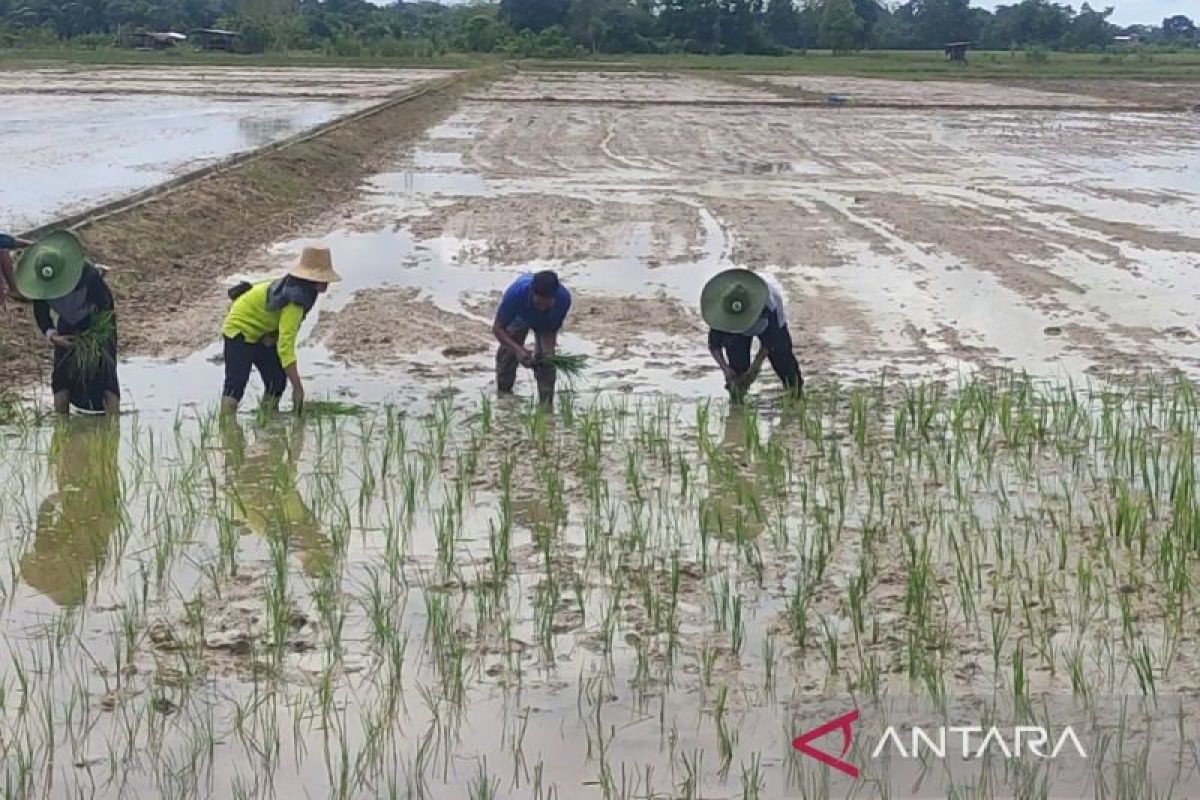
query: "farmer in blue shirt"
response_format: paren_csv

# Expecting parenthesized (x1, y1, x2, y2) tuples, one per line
(493, 270, 571, 407)
(0, 232, 33, 306)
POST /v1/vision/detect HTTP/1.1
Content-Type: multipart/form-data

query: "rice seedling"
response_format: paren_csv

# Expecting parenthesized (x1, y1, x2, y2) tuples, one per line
(537, 352, 588, 381)
(0, 369, 1197, 798)
(64, 310, 117, 380)
(302, 400, 367, 417)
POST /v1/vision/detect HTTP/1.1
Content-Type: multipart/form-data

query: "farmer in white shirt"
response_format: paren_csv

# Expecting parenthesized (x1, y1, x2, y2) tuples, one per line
(702, 268, 802, 402)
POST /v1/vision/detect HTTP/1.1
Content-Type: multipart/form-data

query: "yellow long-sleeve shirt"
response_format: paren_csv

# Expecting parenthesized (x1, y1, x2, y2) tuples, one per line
(221, 281, 306, 369)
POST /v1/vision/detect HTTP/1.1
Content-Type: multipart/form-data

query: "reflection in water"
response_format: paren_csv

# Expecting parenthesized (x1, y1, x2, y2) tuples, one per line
(22, 420, 123, 606)
(237, 115, 302, 148)
(699, 410, 770, 543)
(221, 417, 332, 576)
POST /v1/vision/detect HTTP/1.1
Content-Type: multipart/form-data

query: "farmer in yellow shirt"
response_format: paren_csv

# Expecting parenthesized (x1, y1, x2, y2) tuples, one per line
(221, 247, 341, 414)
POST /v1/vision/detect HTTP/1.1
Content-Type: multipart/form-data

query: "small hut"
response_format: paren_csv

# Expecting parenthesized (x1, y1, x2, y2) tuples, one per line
(130, 31, 187, 50)
(193, 29, 241, 51)
(944, 41, 971, 63)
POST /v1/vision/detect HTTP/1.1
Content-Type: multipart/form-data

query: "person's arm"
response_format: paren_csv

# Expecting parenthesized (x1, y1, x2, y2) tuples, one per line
(276, 304, 306, 412)
(34, 300, 73, 347)
(492, 292, 533, 366)
(493, 317, 532, 365)
(708, 329, 737, 383)
(733, 346, 769, 389)
(536, 328, 558, 359)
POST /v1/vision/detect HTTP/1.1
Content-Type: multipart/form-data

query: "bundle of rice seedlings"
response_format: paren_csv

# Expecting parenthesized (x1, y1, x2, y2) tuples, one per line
(303, 400, 366, 417)
(537, 352, 589, 381)
(67, 310, 116, 380)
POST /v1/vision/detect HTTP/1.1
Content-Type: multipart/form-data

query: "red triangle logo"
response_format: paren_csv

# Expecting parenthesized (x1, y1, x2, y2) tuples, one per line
(792, 709, 860, 779)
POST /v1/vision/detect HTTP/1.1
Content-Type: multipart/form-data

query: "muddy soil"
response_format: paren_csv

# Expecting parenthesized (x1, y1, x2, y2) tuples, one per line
(1005, 78, 1200, 106)
(1, 94, 376, 231)
(468, 69, 787, 103)
(0, 66, 457, 99)
(0, 69, 489, 394)
(750, 74, 1120, 106)
(310, 82, 1200, 387)
(316, 286, 707, 384)
(7, 67, 1200, 399)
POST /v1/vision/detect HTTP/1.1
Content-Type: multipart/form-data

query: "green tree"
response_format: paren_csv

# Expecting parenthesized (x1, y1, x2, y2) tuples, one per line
(1061, 2, 1112, 49)
(463, 11, 503, 51)
(910, 0, 974, 47)
(818, 0, 862, 51)
(849, 0, 879, 46)
(764, 0, 802, 48)
(1162, 14, 1195, 42)
(500, 0, 569, 34)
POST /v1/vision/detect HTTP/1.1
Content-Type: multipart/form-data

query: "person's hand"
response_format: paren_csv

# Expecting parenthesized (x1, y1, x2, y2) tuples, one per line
(722, 365, 738, 386)
(48, 333, 75, 348)
(518, 348, 535, 368)
(740, 364, 762, 389)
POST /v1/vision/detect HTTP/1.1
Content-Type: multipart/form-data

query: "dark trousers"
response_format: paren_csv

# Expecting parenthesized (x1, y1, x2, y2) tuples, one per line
(222, 335, 287, 402)
(496, 324, 556, 405)
(51, 327, 120, 413)
(722, 323, 803, 394)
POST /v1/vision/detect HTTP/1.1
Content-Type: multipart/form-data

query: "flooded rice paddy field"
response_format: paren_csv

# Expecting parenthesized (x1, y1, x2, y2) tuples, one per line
(302, 71, 1200, 390)
(5, 377, 1200, 798)
(0, 67, 455, 230)
(4, 69, 1200, 798)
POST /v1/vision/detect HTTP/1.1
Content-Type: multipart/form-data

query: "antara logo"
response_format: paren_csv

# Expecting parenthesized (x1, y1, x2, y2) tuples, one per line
(792, 710, 860, 778)
(792, 709, 1088, 777)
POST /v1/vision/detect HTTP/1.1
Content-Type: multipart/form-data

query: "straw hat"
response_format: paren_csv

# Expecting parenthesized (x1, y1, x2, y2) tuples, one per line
(288, 247, 341, 284)
(701, 268, 769, 335)
(15, 231, 86, 301)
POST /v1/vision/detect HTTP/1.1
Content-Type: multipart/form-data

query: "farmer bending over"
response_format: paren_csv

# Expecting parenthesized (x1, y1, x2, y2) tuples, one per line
(0, 232, 33, 306)
(702, 268, 802, 403)
(220, 247, 341, 415)
(16, 231, 120, 416)
(493, 270, 572, 408)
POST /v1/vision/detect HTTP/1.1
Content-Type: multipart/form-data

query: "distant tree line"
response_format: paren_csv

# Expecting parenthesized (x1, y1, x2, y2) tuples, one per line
(0, 0, 1195, 56)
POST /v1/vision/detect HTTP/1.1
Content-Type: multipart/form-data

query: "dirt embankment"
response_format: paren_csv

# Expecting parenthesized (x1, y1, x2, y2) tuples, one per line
(0, 68, 497, 392)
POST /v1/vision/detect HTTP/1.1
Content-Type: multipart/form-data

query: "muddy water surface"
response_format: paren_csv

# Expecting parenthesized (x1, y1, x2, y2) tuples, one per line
(0, 67, 455, 231)
(5, 69, 1200, 799)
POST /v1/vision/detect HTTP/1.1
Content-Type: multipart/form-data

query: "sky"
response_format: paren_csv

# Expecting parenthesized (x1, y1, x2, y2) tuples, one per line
(974, 0, 1199, 25)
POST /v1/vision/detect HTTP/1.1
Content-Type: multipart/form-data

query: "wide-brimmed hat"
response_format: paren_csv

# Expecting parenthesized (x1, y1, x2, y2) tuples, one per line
(701, 268, 769, 334)
(15, 231, 86, 301)
(288, 247, 341, 284)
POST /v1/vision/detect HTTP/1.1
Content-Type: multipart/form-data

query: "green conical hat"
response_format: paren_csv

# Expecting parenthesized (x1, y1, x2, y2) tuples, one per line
(16, 231, 86, 301)
(700, 269, 769, 334)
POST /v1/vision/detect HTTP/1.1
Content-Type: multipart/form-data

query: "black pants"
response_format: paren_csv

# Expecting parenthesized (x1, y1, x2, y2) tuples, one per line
(495, 324, 556, 405)
(720, 323, 803, 393)
(51, 331, 120, 413)
(222, 335, 286, 402)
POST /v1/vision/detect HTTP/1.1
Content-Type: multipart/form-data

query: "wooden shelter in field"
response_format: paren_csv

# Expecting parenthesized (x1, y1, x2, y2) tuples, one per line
(130, 31, 187, 50)
(193, 29, 241, 51)
(944, 41, 971, 62)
